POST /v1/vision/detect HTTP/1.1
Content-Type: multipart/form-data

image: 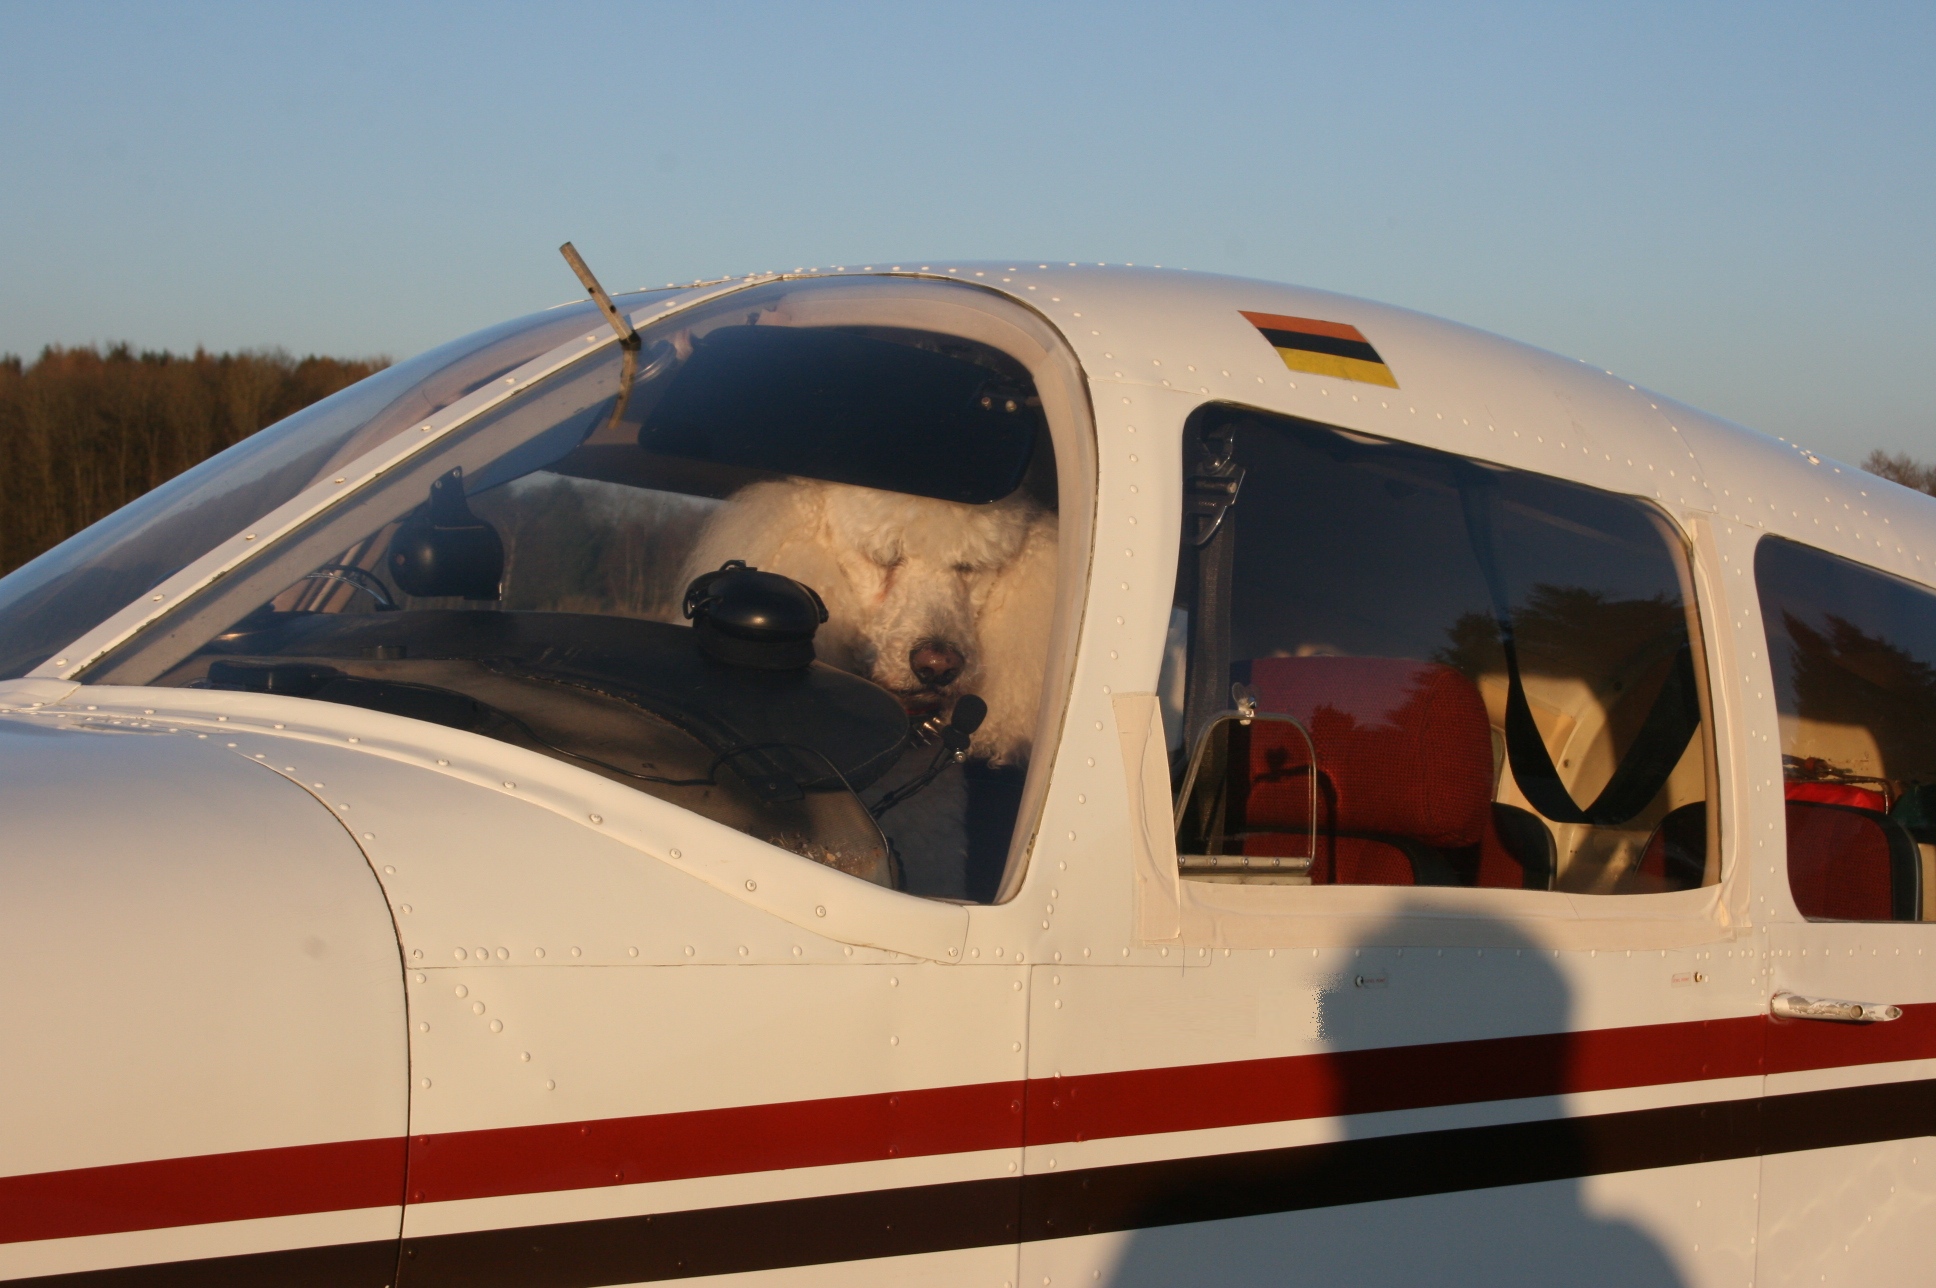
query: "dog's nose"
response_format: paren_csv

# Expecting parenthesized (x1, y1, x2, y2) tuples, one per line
(910, 643, 964, 689)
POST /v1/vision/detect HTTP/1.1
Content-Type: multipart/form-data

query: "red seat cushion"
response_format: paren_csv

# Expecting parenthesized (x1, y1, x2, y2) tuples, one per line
(1786, 780, 1888, 812)
(1237, 656, 1493, 846)
(1329, 837, 1419, 886)
(1785, 800, 1899, 920)
(1474, 815, 1522, 888)
(1232, 657, 1496, 885)
(1244, 829, 1426, 886)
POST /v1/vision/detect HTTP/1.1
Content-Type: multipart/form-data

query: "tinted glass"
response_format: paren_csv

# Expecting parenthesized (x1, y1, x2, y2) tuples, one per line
(92, 279, 1062, 905)
(638, 325, 1041, 504)
(1756, 536, 1936, 920)
(1171, 408, 1712, 895)
(0, 298, 635, 679)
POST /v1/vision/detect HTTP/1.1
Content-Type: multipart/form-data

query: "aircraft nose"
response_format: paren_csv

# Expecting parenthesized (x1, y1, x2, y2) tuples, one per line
(910, 643, 964, 689)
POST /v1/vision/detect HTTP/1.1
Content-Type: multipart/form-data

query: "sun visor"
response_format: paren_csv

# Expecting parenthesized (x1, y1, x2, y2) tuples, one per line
(634, 326, 1041, 505)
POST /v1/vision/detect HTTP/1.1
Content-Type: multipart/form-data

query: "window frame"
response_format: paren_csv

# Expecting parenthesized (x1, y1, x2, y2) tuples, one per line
(1753, 531, 1936, 924)
(67, 275, 1099, 912)
(1138, 401, 1734, 950)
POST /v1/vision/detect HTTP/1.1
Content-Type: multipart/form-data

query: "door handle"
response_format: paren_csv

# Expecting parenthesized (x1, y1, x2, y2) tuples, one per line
(1771, 992, 1903, 1024)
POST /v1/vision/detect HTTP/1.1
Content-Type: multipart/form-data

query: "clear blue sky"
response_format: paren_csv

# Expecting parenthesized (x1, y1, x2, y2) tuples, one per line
(3, 2, 1932, 465)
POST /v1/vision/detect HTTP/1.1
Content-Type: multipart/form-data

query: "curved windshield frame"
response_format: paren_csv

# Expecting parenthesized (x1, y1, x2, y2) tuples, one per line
(68, 274, 1097, 905)
(0, 292, 679, 680)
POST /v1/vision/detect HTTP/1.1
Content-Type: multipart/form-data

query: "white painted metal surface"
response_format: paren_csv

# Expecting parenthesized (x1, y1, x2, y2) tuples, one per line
(1, 263, 1932, 1286)
(0, 714, 407, 1281)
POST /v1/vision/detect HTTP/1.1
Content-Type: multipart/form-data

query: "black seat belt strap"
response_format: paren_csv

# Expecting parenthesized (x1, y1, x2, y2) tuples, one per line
(1456, 467, 1701, 828)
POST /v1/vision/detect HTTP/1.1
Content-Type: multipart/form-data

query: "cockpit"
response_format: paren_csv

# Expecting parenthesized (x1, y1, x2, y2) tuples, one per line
(13, 277, 1086, 903)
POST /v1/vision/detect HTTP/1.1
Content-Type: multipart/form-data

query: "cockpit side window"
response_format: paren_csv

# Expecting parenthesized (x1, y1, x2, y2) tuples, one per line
(85, 278, 1078, 905)
(1755, 536, 1936, 921)
(1167, 405, 1717, 895)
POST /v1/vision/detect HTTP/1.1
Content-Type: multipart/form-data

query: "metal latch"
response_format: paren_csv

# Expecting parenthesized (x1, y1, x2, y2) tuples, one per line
(1186, 421, 1246, 546)
(1771, 992, 1903, 1024)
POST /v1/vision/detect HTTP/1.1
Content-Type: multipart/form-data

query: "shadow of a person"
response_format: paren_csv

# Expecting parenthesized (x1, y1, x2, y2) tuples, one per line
(1093, 911, 1689, 1287)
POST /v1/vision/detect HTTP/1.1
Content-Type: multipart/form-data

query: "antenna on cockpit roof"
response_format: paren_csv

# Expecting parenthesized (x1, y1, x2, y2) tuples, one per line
(559, 242, 641, 350)
(560, 241, 645, 431)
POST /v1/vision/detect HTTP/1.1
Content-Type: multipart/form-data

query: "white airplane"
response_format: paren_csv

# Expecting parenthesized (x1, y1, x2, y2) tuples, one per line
(0, 254, 1931, 1288)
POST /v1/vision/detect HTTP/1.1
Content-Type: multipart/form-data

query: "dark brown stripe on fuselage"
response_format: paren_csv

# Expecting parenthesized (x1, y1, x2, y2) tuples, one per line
(1026, 1077, 1936, 1240)
(2, 1239, 397, 1288)
(15, 1080, 1934, 1287)
(16, 1006, 1930, 1248)
(393, 1078, 1934, 1286)
(395, 1175, 1019, 1287)
(1022, 1095, 1765, 1240)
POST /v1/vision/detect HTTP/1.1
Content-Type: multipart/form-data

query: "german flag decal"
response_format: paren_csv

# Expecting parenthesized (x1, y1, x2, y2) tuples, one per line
(1240, 311, 1398, 388)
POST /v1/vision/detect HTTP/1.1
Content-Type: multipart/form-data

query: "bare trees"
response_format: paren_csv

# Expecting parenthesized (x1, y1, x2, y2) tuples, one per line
(0, 345, 383, 575)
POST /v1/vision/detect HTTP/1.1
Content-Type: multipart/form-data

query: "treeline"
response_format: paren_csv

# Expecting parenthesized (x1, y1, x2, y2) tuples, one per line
(0, 345, 386, 575)
(1863, 451, 1936, 497)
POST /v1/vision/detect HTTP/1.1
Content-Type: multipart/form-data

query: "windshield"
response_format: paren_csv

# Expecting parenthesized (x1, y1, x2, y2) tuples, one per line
(82, 276, 1073, 904)
(0, 295, 663, 679)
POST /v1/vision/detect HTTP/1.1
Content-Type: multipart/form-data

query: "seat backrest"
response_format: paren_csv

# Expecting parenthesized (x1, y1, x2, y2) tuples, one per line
(1479, 802, 1559, 890)
(1785, 780, 1888, 812)
(1235, 656, 1495, 853)
(1784, 797, 1920, 921)
(1636, 801, 1708, 893)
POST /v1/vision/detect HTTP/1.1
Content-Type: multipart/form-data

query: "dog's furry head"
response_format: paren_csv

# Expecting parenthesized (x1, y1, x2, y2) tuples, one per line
(680, 478, 1057, 767)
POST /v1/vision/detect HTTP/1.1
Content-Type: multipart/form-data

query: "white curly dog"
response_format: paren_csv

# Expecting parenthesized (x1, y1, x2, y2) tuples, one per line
(681, 477, 1057, 896)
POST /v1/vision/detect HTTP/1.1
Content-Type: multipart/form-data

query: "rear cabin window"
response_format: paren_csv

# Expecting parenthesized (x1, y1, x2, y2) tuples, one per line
(1169, 407, 1716, 894)
(1755, 536, 1936, 921)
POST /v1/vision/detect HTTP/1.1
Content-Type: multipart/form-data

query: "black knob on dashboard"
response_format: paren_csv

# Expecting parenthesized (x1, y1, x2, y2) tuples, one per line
(683, 560, 829, 669)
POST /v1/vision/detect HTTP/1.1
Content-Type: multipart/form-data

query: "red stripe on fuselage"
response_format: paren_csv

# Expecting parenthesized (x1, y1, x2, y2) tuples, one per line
(0, 1137, 405, 1245)
(1023, 1014, 1770, 1146)
(8, 1005, 1935, 1246)
(407, 1079, 1026, 1204)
